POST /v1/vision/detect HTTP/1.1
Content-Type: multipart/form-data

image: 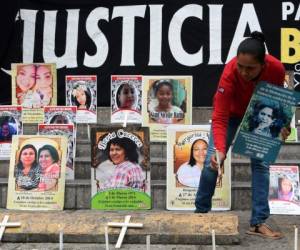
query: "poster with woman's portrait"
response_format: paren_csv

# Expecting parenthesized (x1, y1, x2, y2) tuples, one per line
(11, 63, 57, 124)
(66, 75, 97, 123)
(142, 76, 192, 142)
(38, 124, 75, 180)
(91, 126, 151, 210)
(233, 82, 300, 163)
(7, 135, 67, 210)
(0, 106, 22, 158)
(269, 165, 300, 215)
(166, 125, 231, 210)
(44, 106, 77, 125)
(111, 75, 142, 124)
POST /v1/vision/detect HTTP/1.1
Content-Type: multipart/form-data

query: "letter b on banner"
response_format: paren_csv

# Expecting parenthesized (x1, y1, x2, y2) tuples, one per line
(281, 28, 300, 64)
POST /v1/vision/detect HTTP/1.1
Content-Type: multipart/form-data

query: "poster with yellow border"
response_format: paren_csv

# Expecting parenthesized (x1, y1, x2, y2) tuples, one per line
(7, 135, 67, 210)
(11, 63, 57, 124)
(142, 76, 192, 142)
(166, 125, 231, 210)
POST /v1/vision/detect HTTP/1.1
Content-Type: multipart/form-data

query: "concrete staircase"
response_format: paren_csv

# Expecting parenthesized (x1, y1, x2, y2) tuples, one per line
(0, 107, 299, 245)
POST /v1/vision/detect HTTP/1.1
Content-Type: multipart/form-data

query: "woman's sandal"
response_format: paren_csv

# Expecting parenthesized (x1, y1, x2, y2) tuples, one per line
(246, 223, 284, 239)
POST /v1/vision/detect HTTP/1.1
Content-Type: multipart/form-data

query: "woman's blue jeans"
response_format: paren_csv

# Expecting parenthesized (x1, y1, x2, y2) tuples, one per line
(194, 117, 270, 226)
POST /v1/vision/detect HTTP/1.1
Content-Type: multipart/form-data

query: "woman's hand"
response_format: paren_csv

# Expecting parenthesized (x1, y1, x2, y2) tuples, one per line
(210, 151, 226, 171)
(280, 126, 291, 141)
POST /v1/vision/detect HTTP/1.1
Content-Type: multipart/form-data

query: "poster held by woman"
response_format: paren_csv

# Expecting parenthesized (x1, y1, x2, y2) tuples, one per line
(232, 82, 300, 163)
(91, 126, 151, 210)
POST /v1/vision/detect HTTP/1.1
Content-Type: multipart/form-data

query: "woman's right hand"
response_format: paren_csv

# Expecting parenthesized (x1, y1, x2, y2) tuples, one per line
(210, 151, 226, 171)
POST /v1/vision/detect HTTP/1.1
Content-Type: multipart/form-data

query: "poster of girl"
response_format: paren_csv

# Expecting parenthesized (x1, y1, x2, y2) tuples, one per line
(66, 75, 97, 123)
(6, 135, 67, 210)
(11, 63, 57, 123)
(91, 127, 151, 210)
(166, 125, 231, 210)
(142, 76, 192, 142)
(0, 106, 22, 158)
(111, 75, 142, 124)
(269, 165, 300, 215)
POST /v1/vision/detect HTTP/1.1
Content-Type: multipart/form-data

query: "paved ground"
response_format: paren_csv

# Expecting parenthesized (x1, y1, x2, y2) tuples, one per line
(0, 211, 299, 250)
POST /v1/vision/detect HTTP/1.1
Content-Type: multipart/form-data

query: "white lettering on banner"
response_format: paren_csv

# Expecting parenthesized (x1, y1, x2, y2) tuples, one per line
(169, 4, 203, 66)
(226, 4, 263, 63)
(148, 5, 163, 66)
(84, 7, 109, 68)
(19, 4, 265, 68)
(208, 4, 223, 65)
(112, 5, 147, 66)
(43, 10, 79, 68)
(20, 9, 38, 63)
(282, 2, 300, 20)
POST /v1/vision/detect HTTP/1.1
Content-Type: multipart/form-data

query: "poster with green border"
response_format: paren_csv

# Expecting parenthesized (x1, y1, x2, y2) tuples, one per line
(91, 126, 151, 210)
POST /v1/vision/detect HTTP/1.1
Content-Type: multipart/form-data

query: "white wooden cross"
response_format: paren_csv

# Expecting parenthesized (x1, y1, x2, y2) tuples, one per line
(107, 215, 143, 248)
(0, 215, 21, 241)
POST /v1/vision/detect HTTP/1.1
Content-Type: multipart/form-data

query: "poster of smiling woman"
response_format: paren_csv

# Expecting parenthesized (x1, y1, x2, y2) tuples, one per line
(142, 76, 192, 142)
(7, 135, 67, 210)
(91, 127, 151, 210)
(66, 75, 97, 123)
(11, 63, 57, 124)
(111, 75, 142, 124)
(166, 125, 231, 210)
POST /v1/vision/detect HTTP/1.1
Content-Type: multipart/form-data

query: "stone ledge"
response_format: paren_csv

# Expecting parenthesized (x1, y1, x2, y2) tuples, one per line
(0, 210, 239, 245)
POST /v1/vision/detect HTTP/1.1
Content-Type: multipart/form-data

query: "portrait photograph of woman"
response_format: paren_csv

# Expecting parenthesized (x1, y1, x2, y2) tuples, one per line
(111, 75, 142, 124)
(7, 135, 68, 210)
(91, 127, 151, 210)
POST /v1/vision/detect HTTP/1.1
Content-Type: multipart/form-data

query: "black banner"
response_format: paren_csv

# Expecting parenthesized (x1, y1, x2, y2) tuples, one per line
(0, 0, 299, 106)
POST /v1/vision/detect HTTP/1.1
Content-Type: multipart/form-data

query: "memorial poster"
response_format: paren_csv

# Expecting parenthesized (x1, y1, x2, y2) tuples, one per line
(0, 106, 22, 158)
(7, 135, 67, 210)
(44, 106, 77, 125)
(38, 124, 75, 180)
(66, 75, 97, 123)
(11, 63, 57, 123)
(166, 125, 231, 210)
(232, 82, 300, 163)
(142, 76, 192, 142)
(91, 127, 151, 210)
(111, 75, 142, 124)
(269, 165, 300, 215)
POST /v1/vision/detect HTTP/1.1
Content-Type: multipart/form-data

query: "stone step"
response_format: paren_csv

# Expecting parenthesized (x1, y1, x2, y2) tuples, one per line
(0, 178, 252, 210)
(0, 210, 239, 245)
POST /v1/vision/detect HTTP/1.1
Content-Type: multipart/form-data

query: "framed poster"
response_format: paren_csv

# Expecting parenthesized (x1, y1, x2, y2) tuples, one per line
(91, 126, 151, 210)
(269, 165, 300, 215)
(111, 75, 142, 124)
(7, 135, 67, 210)
(166, 125, 231, 210)
(142, 76, 192, 142)
(38, 124, 75, 180)
(11, 63, 57, 123)
(0, 106, 22, 158)
(66, 75, 97, 123)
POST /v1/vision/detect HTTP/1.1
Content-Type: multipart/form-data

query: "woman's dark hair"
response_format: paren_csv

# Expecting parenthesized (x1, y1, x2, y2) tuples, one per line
(237, 31, 266, 64)
(248, 101, 286, 138)
(38, 144, 59, 163)
(188, 139, 208, 167)
(106, 137, 139, 164)
(50, 114, 69, 124)
(17, 144, 38, 169)
(71, 86, 92, 109)
(153, 79, 173, 96)
(278, 177, 293, 192)
(116, 83, 134, 108)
